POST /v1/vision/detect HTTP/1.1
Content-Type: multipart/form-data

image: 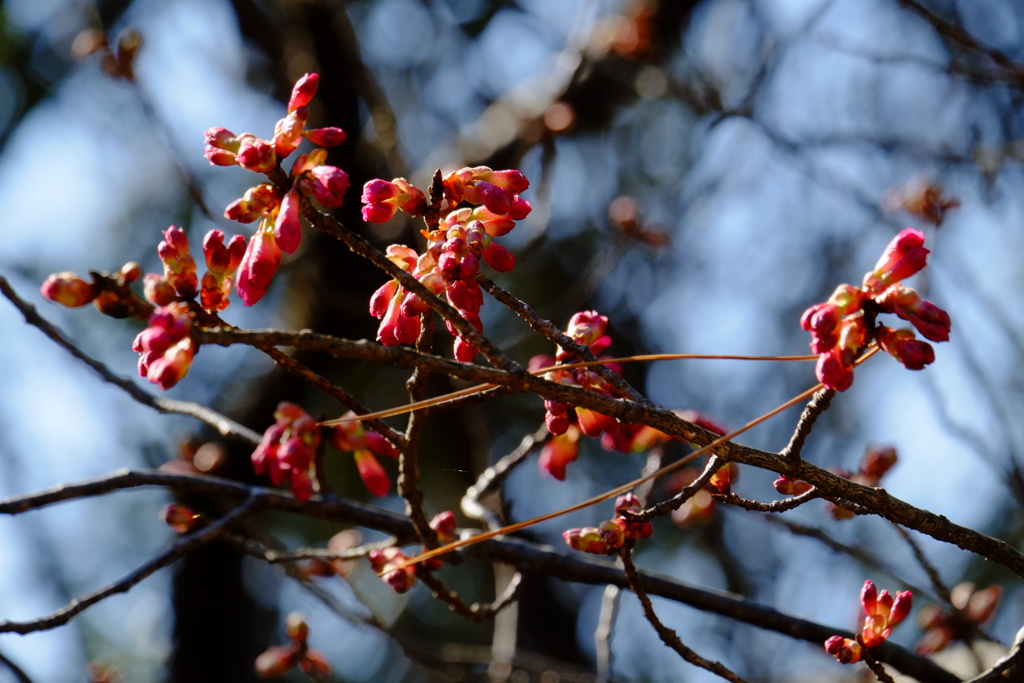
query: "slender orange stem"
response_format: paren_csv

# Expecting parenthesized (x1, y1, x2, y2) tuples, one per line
(318, 353, 818, 427)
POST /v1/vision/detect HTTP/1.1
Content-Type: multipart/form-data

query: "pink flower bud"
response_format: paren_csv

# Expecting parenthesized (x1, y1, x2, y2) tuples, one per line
(870, 228, 929, 290)
(773, 476, 813, 496)
(304, 127, 346, 147)
(275, 189, 302, 255)
(255, 645, 299, 677)
(143, 274, 177, 306)
(236, 229, 282, 306)
(824, 636, 862, 664)
(816, 346, 855, 392)
(563, 527, 614, 555)
(40, 272, 97, 307)
(429, 511, 457, 544)
(453, 336, 478, 362)
(301, 165, 349, 209)
(236, 135, 277, 173)
(161, 504, 199, 534)
(539, 427, 580, 480)
(272, 110, 306, 158)
(288, 73, 318, 112)
(877, 327, 935, 370)
(354, 449, 390, 496)
(482, 242, 516, 272)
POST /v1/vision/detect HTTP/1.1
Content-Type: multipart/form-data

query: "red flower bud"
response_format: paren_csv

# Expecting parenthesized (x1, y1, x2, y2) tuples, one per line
(40, 272, 97, 307)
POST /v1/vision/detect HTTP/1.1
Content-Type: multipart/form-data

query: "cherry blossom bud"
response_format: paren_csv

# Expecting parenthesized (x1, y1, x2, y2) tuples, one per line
(453, 336, 478, 362)
(353, 449, 390, 496)
(284, 612, 309, 645)
(158, 226, 199, 299)
(119, 261, 142, 284)
(274, 189, 302, 255)
(203, 127, 239, 166)
(824, 636, 862, 664)
(301, 165, 349, 209)
(877, 327, 935, 370)
(304, 127, 346, 147)
(862, 446, 898, 481)
(869, 228, 929, 291)
(539, 426, 580, 480)
(563, 526, 615, 555)
(773, 476, 813, 496)
(288, 73, 318, 112)
(816, 346, 855, 392)
(236, 229, 282, 306)
(144, 274, 177, 306)
(430, 511, 457, 544)
(40, 272, 97, 307)
(482, 242, 515, 272)
(236, 135, 277, 173)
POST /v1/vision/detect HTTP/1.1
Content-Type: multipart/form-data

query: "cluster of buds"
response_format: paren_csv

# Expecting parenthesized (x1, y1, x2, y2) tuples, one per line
(801, 228, 950, 391)
(329, 412, 400, 496)
(369, 511, 457, 593)
(916, 583, 1001, 655)
(255, 613, 331, 680)
(200, 229, 246, 312)
(530, 311, 625, 467)
(41, 262, 144, 319)
(825, 580, 912, 664)
(251, 403, 321, 501)
(363, 166, 529, 360)
(132, 302, 196, 390)
(563, 493, 653, 555)
(207, 73, 349, 306)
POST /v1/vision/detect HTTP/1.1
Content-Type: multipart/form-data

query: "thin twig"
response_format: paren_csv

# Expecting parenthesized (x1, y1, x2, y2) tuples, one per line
(779, 387, 835, 460)
(0, 495, 256, 634)
(619, 547, 754, 683)
(0, 275, 261, 445)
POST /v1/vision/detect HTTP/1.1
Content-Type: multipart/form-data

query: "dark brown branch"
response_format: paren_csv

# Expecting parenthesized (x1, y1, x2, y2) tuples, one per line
(718, 489, 821, 513)
(0, 469, 958, 681)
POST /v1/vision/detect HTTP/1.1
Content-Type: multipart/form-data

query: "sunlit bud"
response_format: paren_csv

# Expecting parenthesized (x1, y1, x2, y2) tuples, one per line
(487, 169, 530, 194)
(144, 274, 177, 306)
(284, 613, 309, 645)
(119, 261, 142, 284)
(288, 73, 318, 112)
(300, 165, 349, 209)
(255, 645, 299, 678)
(453, 335, 478, 362)
(563, 526, 614, 555)
(877, 327, 935, 370)
(362, 178, 399, 204)
(364, 431, 399, 458)
(445, 279, 483, 312)
(236, 228, 282, 306)
(800, 302, 840, 354)
(566, 310, 609, 349)
(40, 272, 97, 307)
(773, 476, 813, 496)
(482, 242, 515, 272)
(824, 636, 862, 664)
(575, 407, 618, 438)
(369, 548, 418, 593)
(272, 109, 306, 158)
(299, 650, 331, 677)
(905, 298, 951, 343)
(274, 189, 302, 255)
(709, 463, 738, 495)
(816, 346, 855, 392)
(868, 228, 929, 291)
(203, 127, 239, 166)
(376, 292, 420, 346)
(890, 591, 913, 627)
(430, 511, 457, 544)
(861, 580, 879, 615)
(304, 127, 346, 147)
(354, 449, 390, 496)
(539, 425, 580, 480)
(160, 504, 200, 534)
(236, 134, 277, 173)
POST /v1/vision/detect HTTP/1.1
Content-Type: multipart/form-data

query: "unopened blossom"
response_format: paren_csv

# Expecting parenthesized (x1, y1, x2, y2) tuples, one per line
(157, 226, 198, 299)
(251, 402, 321, 501)
(255, 612, 331, 679)
(132, 302, 195, 390)
(360, 177, 428, 223)
(563, 494, 651, 555)
(824, 636, 863, 664)
(236, 227, 283, 306)
(200, 229, 246, 313)
(773, 476, 813, 496)
(539, 425, 581, 480)
(369, 547, 418, 593)
(40, 272, 97, 308)
(329, 412, 399, 496)
(860, 580, 912, 648)
(864, 228, 929, 295)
